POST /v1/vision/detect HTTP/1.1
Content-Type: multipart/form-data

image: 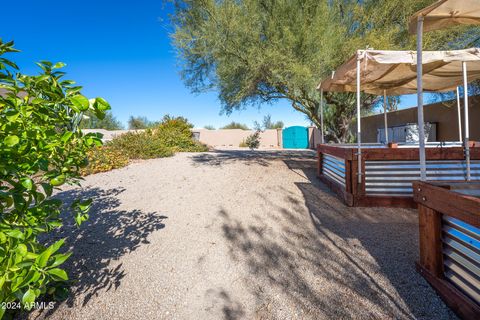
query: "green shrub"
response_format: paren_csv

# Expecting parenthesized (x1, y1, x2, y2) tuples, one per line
(108, 115, 207, 159)
(221, 121, 249, 130)
(245, 131, 260, 149)
(80, 146, 129, 176)
(107, 130, 174, 159)
(0, 40, 109, 317)
(239, 140, 248, 148)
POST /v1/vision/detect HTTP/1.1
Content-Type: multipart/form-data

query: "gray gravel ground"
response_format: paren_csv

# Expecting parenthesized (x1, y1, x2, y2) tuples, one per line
(29, 150, 457, 320)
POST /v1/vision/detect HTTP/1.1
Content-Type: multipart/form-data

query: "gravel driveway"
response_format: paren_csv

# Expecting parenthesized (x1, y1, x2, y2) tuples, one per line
(30, 150, 456, 320)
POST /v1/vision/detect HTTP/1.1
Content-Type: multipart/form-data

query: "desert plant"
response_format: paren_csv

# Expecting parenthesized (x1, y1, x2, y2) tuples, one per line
(107, 130, 174, 159)
(0, 40, 109, 317)
(239, 140, 248, 148)
(203, 125, 215, 130)
(221, 122, 249, 130)
(153, 115, 207, 152)
(245, 131, 260, 150)
(108, 115, 207, 159)
(127, 116, 157, 129)
(80, 146, 129, 175)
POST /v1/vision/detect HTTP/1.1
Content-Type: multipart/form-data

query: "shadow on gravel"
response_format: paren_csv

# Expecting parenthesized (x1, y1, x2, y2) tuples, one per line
(37, 187, 167, 318)
(205, 288, 245, 320)
(218, 157, 455, 319)
(191, 149, 315, 167)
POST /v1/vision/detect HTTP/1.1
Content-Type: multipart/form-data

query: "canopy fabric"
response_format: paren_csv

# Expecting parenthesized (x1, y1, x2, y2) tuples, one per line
(317, 48, 480, 95)
(409, 0, 480, 34)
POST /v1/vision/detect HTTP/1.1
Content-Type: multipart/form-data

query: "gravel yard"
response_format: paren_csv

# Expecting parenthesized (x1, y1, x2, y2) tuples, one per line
(31, 150, 456, 319)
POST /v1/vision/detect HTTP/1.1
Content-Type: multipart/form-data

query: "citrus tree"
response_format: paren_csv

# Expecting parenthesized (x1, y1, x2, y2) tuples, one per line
(0, 40, 109, 318)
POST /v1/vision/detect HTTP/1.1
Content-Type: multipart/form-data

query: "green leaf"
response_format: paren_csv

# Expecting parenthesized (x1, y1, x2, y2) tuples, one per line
(6, 229, 24, 239)
(51, 252, 72, 268)
(16, 244, 27, 257)
(47, 268, 68, 281)
(6, 110, 19, 121)
(36, 239, 64, 268)
(61, 131, 73, 143)
(53, 62, 66, 69)
(0, 232, 6, 244)
(42, 183, 53, 196)
(50, 175, 66, 187)
(69, 94, 89, 111)
(20, 178, 33, 190)
(4, 135, 19, 147)
(22, 288, 36, 306)
(94, 97, 111, 111)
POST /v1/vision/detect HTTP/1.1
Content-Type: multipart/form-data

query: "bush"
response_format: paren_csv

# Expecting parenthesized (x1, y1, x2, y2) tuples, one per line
(245, 131, 260, 149)
(107, 130, 174, 159)
(239, 140, 248, 148)
(221, 122, 249, 130)
(0, 40, 109, 317)
(80, 146, 130, 176)
(108, 115, 207, 159)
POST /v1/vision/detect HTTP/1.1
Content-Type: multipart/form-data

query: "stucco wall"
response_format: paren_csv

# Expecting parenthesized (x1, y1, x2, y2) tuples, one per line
(361, 96, 480, 143)
(84, 127, 321, 149)
(192, 129, 281, 148)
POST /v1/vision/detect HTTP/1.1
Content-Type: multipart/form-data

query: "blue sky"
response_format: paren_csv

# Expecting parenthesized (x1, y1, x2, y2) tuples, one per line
(3, 1, 424, 129)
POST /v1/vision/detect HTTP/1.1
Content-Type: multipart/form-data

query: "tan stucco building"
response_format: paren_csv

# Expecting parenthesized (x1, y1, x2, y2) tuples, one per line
(361, 96, 480, 143)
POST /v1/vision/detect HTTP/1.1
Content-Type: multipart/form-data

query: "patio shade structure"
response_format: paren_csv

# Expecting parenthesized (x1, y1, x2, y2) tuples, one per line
(409, 0, 480, 34)
(409, 0, 480, 181)
(317, 48, 480, 184)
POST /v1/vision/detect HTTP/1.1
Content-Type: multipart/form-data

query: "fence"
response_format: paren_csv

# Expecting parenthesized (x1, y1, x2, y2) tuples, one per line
(413, 181, 480, 320)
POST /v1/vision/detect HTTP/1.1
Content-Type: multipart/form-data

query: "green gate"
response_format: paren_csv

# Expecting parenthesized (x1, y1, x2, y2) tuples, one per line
(282, 126, 308, 149)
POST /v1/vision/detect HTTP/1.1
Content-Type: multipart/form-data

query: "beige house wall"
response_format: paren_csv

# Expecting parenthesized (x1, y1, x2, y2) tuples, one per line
(361, 96, 480, 143)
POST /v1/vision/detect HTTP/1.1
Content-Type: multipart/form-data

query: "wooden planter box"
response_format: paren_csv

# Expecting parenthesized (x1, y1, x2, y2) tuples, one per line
(317, 144, 480, 208)
(413, 181, 480, 319)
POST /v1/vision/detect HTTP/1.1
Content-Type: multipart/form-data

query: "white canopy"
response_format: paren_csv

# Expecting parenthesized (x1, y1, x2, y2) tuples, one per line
(409, 0, 480, 34)
(318, 48, 480, 95)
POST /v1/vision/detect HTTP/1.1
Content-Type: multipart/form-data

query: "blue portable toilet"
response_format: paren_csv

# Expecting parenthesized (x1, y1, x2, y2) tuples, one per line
(282, 126, 309, 149)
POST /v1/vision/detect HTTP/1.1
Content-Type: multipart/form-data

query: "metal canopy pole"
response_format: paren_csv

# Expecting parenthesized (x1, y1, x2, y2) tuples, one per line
(462, 62, 471, 181)
(356, 53, 362, 184)
(416, 16, 427, 181)
(383, 90, 389, 144)
(456, 87, 462, 142)
(320, 89, 325, 144)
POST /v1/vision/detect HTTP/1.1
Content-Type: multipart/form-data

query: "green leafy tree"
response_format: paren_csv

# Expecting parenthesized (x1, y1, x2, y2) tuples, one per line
(0, 40, 109, 317)
(221, 122, 249, 130)
(171, 0, 474, 142)
(128, 116, 157, 130)
(254, 114, 283, 131)
(80, 110, 123, 130)
(203, 125, 215, 130)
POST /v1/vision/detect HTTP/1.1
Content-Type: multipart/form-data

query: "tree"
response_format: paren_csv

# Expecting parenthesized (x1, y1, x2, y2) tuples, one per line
(0, 40, 109, 315)
(80, 110, 123, 130)
(171, 0, 474, 142)
(203, 125, 216, 130)
(128, 116, 157, 130)
(254, 114, 283, 131)
(221, 121, 249, 130)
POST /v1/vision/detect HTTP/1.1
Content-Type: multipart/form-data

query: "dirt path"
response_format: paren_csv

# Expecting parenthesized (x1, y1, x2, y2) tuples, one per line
(31, 150, 456, 319)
